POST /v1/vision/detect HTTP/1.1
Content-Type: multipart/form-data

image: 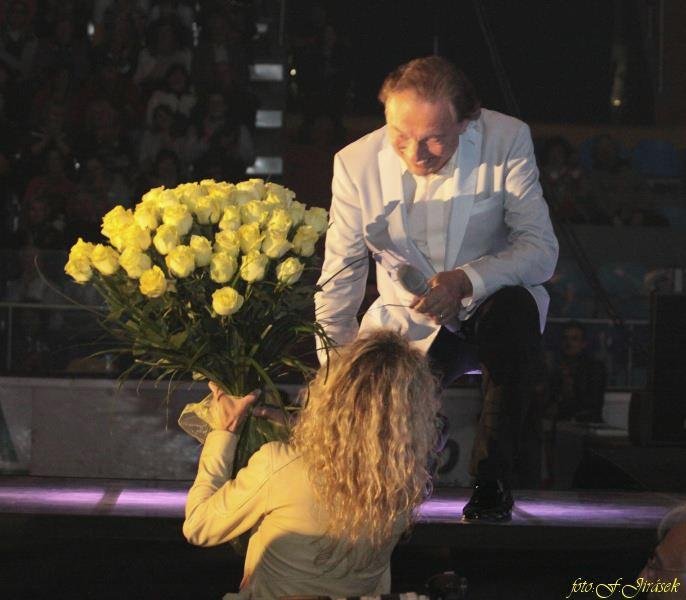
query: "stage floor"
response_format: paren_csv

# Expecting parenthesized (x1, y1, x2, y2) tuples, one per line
(1, 476, 683, 550)
(1, 476, 682, 599)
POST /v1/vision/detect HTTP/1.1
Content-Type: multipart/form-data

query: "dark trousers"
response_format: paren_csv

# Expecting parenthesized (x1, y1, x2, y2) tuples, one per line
(427, 286, 545, 487)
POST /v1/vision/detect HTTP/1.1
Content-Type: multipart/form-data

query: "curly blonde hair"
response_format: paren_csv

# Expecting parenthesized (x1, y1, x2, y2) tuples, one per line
(291, 329, 440, 567)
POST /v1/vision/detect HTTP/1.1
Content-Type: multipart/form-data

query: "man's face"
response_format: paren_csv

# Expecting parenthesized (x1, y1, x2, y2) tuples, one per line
(639, 522, 686, 599)
(385, 90, 467, 176)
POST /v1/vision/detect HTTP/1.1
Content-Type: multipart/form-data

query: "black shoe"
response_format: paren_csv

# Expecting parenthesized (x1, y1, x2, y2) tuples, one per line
(462, 479, 513, 522)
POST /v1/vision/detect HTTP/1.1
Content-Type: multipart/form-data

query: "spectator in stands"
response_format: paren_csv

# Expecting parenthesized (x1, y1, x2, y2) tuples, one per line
(31, 0, 87, 41)
(75, 53, 143, 132)
(0, 54, 18, 121)
(541, 321, 607, 487)
(138, 102, 191, 175)
(187, 89, 254, 168)
(24, 101, 73, 178)
(193, 121, 253, 183)
(147, 0, 194, 31)
(94, 4, 143, 76)
(0, 0, 37, 82)
(210, 59, 258, 131)
(18, 191, 65, 250)
(292, 7, 352, 144)
(91, 0, 147, 50)
(31, 15, 91, 84)
(66, 155, 131, 241)
(638, 504, 686, 599)
(136, 147, 181, 196)
(587, 134, 655, 226)
(29, 65, 77, 132)
(192, 6, 250, 93)
(133, 16, 191, 92)
(0, 60, 22, 256)
(145, 62, 196, 129)
(184, 329, 439, 597)
(539, 136, 601, 224)
(548, 321, 606, 423)
(80, 98, 133, 176)
(22, 147, 74, 229)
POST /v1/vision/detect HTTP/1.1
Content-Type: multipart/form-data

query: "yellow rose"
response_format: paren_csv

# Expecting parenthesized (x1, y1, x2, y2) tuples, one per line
(212, 286, 244, 316)
(288, 200, 306, 226)
(101, 205, 134, 240)
(236, 178, 266, 201)
(111, 223, 151, 252)
(240, 250, 269, 283)
(175, 182, 203, 211)
(64, 256, 92, 283)
(276, 257, 304, 285)
(207, 185, 235, 212)
(237, 223, 264, 254)
(91, 244, 120, 275)
(194, 195, 222, 225)
(155, 189, 180, 212)
(303, 207, 329, 235)
(119, 247, 152, 279)
(262, 230, 292, 259)
(134, 202, 159, 231)
(240, 200, 270, 227)
(140, 186, 165, 205)
(190, 235, 212, 266)
(210, 252, 238, 283)
(265, 182, 295, 207)
(232, 189, 257, 206)
(153, 224, 179, 255)
(291, 225, 319, 257)
(218, 205, 241, 231)
(162, 203, 193, 236)
(68, 237, 94, 262)
(214, 230, 241, 257)
(139, 265, 167, 298)
(165, 245, 196, 278)
(266, 208, 293, 235)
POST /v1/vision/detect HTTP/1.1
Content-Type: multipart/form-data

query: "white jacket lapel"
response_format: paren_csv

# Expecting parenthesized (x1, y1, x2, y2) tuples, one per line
(445, 119, 482, 270)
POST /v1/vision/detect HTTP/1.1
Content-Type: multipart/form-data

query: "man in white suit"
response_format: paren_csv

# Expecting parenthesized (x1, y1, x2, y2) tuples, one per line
(315, 56, 559, 520)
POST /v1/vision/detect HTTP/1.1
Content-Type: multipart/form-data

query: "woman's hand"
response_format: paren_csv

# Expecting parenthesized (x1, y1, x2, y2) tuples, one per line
(208, 382, 261, 433)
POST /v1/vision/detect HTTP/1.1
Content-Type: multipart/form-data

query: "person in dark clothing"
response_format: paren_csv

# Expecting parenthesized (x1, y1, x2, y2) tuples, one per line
(550, 321, 606, 423)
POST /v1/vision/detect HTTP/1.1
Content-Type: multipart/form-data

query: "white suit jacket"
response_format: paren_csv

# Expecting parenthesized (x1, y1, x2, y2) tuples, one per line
(315, 108, 559, 357)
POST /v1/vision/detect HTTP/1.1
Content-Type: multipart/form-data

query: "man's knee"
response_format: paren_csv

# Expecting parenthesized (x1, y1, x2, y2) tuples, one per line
(477, 286, 540, 341)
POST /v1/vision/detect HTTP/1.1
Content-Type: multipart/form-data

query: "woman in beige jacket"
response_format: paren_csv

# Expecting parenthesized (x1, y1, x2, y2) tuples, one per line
(183, 329, 440, 599)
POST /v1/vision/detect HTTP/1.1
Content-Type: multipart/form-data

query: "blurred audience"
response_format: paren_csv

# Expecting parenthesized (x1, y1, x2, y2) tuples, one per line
(548, 321, 607, 423)
(292, 6, 351, 144)
(133, 16, 191, 92)
(541, 320, 607, 487)
(0, 0, 38, 82)
(540, 136, 599, 224)
(145, 62, 196, 128)
(587, 134, 668, 227)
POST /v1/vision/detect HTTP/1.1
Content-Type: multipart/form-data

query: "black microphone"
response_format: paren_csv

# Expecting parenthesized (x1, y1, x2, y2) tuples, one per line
(397, 263, 430, 296)
(396, 263, 461, 333)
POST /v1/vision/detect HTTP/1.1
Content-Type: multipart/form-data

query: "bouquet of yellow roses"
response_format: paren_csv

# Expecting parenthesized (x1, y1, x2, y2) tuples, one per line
(64, 178, 331, 474)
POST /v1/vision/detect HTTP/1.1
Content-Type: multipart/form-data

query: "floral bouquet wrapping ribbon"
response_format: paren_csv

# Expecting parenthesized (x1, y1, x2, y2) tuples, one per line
(65, 178, 331, 476)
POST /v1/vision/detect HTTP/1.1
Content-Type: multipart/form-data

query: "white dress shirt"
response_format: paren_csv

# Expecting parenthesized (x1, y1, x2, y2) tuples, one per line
(400, 149, 482, 309)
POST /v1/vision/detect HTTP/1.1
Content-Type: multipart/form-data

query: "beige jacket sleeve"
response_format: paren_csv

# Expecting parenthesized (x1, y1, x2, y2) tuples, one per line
(183, 431, 272, 546)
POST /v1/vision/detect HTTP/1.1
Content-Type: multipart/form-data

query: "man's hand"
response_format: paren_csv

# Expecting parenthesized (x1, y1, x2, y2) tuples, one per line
(208, 382, 261, 432)
(410, 269, 473, 325)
